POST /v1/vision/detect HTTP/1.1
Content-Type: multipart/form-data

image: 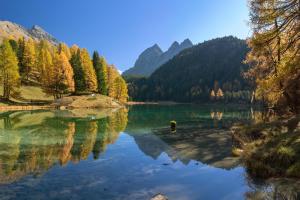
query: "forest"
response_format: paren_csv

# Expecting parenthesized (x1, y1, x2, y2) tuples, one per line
(0, 38, 128, 103)
(126, 37, 253, 103)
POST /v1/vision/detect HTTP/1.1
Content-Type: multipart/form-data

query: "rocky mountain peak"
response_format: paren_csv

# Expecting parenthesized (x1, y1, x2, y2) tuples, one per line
(123, 39, 194, 77)
(168, 41, 180, 51)
(29, 24, 58, 45)
(0, 20, 59, 45)
(181, 39, 193, 47)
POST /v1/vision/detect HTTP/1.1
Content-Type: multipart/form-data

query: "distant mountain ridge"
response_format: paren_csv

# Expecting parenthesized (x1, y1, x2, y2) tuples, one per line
(123, 39, 193, 77)
(127, 36, 251, 102)
(0, 20, 59, 45)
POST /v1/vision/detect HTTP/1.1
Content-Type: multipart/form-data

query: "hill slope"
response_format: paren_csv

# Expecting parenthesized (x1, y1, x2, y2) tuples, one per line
(123, 39, 193, 77)
(127, 36, 251, 102)
(0, 21, 59, 44)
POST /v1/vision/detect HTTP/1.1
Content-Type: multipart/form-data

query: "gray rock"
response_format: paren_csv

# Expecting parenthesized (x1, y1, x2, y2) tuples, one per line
(0, 20, 59, 45)
(150, 194, 168, 200)
(123, 39, 193, 77)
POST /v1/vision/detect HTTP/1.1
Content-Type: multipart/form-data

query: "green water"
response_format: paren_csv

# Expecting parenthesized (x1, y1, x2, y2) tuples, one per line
(0, 105, 298, 200)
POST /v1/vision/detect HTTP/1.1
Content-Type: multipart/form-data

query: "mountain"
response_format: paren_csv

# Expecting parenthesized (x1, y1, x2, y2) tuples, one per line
(28, 25, 59, 45)
(127, 36, 251, 102)
(123, 44, 163, 77)
(123, 39, 193, 77)
(0, 21, 59, 45)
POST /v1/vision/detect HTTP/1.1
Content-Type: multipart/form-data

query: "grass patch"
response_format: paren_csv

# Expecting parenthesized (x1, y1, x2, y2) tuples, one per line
(0, 86, 53, 105)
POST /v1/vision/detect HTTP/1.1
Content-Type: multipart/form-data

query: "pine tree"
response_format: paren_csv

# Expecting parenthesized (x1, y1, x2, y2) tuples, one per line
(92, 51, 108, 95)
(8, 39, 18, 54)
(0, 39, 20, 100)
(80, 48, 98, 92)
(21, 38, 36, 82)
(17, 38, 25, 74)
(70, 49, 86, 93)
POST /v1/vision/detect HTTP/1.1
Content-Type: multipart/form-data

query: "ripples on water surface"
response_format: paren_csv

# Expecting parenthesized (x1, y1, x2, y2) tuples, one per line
(0, 105, 298, 200)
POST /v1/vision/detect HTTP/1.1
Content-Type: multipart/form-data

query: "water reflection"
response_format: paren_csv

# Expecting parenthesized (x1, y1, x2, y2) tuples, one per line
(0, 105, 298, 199)
(0, 109, 128, 184)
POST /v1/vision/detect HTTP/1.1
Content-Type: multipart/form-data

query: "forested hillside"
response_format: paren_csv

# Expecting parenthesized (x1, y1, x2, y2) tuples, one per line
(0, 36, 128, 104)
(127, 36, 251, 102)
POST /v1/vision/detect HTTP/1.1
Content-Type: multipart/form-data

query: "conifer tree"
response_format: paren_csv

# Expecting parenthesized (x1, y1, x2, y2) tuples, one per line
(70, 49, 86, 93)
(107, 65, 119, 98)
(210, 90, 216, 101)
(37, 43, 53, 84)
(8, 39, 18, 54)
(245, 0, 300, 111)
(70, 45, 79, 56)
(113, 76, 128, 103)
(46, 52, 74, 98)
(80, 48, 98, 92)
(216, 88, 224, 99)
(17, 38, 25, 73)
(58, 43, 71, 59)
(21, 38, 36, 82)
(0, 39, 20, 100)
(92, 51, 108, 95)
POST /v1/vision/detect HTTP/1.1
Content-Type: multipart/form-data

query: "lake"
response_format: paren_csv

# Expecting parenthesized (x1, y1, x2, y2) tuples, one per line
(0, 105, 298, 200)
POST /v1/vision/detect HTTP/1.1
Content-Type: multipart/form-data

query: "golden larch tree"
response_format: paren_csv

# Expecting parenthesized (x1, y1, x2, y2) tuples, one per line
(0, 39, 21, 100)
(80, 48, 98, 92)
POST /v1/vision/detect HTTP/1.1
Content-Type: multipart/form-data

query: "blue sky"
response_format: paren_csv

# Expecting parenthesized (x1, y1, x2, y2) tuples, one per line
(1, 0, 250, 71)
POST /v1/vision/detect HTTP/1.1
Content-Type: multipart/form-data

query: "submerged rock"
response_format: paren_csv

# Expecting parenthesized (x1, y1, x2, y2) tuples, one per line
(151, 194, 168, 200)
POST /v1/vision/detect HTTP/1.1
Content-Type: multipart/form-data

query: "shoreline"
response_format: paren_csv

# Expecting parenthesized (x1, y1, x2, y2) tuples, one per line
(0, 105, 55, 111)
(231, 115, 300, 179)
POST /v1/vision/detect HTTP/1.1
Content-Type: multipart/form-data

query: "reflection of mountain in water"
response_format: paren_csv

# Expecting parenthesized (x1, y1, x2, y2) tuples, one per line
(125, 105, 261, 169)
(0, 108, 128, 184)
(131, 127, 240, 169)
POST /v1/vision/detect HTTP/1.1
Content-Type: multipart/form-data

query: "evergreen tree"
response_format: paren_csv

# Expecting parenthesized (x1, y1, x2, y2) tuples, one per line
(21, 38, 36, 82)
(17, 38, 25, 74)
(92, 51, 108, 95)
(0, 39, 20, 100)
(80, 48, 98, 92)
(70, 44, 79, 56)
(8, 39, 18, 54)
(70, 49, 86, 93)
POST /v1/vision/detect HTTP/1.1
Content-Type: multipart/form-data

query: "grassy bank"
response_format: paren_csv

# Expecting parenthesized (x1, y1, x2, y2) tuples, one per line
(0, 86, 122, 110)
(232, 116, 300, 178)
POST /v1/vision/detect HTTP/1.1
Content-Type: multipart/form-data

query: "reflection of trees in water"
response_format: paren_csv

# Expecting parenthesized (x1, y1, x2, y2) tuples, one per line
(0, 108, 128, 184)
